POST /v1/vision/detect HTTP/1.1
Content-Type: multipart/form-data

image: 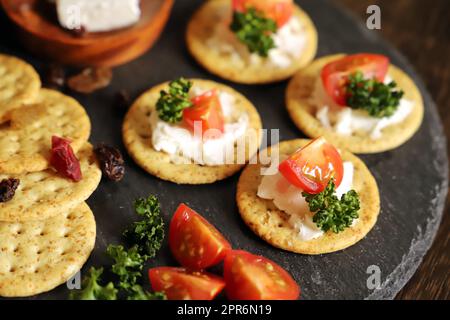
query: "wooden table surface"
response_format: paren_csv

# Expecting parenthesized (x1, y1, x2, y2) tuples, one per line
(337, 0, 450, 300)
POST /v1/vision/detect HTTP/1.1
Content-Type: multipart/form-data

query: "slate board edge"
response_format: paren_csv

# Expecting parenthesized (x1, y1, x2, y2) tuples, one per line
(330, 0, 449, 299)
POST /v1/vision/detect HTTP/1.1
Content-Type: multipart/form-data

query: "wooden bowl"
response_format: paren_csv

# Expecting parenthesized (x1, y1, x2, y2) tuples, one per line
(0, 0, 174, 67)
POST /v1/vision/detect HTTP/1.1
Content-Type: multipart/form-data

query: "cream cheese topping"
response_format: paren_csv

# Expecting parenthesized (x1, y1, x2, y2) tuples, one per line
(311, 75, 414, 140)
(207, 15, 306, 69)
(150, 88, 249, 166)
(257, 161, 354, 241)
(56, 0, 141, 32)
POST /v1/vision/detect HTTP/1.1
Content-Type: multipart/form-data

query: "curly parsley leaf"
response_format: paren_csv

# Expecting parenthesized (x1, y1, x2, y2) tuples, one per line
(123, 195, 165, 259)
(302, 180, 360, 233)
(107, 245, 145, 290)
(69, 267, 118, 300)
(156, 78, 193, 123)
(346, 71, 404, 118)
(126, 284, 166, 300)
(230, 8, 277, 57)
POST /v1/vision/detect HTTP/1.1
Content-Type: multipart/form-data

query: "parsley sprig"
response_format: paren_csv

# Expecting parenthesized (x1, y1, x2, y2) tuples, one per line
(156, 78, 193, 123)
(69, 267, 117, 300)
(302, 180, 360, 233)
(346, 71, 404, 118)
(70, 196, 166, 300)
(230, 8, 277, 57)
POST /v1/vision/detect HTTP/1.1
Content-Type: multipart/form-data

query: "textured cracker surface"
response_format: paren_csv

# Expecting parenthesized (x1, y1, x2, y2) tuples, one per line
(0, 89, 91, 174)
(123, 79, 262, 184)
(237, 139, 380, 254)
(0, 143, 101, 222)
(0, 202, 96, 297)
(0, 54, 41, 123)
(186, 0, 318, 84)
(286, 54, 424, 154)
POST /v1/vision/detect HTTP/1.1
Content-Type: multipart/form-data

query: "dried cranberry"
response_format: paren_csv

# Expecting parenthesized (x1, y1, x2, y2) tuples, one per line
(50, 136, 82, 182)
(0, 178, 20, 203)
(94, 144, 125, 182)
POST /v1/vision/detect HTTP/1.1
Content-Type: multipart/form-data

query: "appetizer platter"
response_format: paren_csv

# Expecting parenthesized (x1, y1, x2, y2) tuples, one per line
(0, 0, 447, 300)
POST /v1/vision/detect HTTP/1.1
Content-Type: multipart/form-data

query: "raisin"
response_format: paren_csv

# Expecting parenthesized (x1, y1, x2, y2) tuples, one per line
(67, 67, 113, 94)
(44, 64, 65, 90)
(0, 178, 20, 203)
(94, 144, 125, 182)
(50, 136, 82, 182)
(115, 90, 131, 111)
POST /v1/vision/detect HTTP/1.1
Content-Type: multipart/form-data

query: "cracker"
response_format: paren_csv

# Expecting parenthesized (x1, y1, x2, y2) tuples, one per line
(0, 54, 41, 123)
(186, 0, 318, 84)
(0, 202, 96, 297)
(123, 79, 262, 184)
(286, 54, 424, 153)
(0, 143, 101, 222)
(0, 89, 91, 174)
(236, 139, 380, 255)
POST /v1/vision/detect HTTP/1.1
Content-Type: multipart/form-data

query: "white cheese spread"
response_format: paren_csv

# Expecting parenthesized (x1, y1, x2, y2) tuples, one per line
(257, 161, 355, 241)
(56, 0, 141, 32)
(150, 88, 249, 166)
(207, 15, 306, 69)
(311, 75, 413, 140)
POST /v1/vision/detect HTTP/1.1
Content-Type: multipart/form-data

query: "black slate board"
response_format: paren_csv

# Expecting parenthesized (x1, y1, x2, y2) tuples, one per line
(0, 0, 447, 300)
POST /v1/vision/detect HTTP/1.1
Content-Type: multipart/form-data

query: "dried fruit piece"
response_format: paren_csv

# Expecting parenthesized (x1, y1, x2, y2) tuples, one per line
(0, 178, 20, 203)
(44, 64, 66, 90)
(50, 136, 82, 182)
(68, 67, 113, 94)
(115, 90, 131, 111)
(94, 144, 125, 182)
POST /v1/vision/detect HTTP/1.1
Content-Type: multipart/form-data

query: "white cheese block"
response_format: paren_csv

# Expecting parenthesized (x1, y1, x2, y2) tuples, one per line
(56, 0, 141, 32)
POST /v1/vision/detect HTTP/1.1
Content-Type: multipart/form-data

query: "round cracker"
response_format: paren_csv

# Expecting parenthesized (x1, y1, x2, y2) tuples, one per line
(186, 0, 318, 84)
(0, 143, 101, 222)
(123, 79, 262, 184)
(0, 202, 96, 297)
(286, 54, 424, 153)
(0, 88, 91, 174)
(237, 139, 380, 255)
(0, 54, 41, 123)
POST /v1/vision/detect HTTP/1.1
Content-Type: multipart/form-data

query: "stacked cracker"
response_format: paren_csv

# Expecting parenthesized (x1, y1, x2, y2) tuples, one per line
(0, 54, 101, 297)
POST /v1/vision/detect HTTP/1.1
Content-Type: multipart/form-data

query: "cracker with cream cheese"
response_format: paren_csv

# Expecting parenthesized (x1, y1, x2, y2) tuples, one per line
(122, 79, 263, 184)
(236, 139, 380, 255)
(286, 54, 424, 153)
(186, 0, 318, 84)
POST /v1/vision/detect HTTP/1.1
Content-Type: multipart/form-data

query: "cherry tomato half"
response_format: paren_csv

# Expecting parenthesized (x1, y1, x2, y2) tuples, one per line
(169, 204, 231, 270)
(183, 89, 224, 138)
(223, 250, 300, 300)
(232, 0, 294, 27)
(321, 53, 390, 105)
(149, 267, 225, 300)
(278, 137, 344, 194)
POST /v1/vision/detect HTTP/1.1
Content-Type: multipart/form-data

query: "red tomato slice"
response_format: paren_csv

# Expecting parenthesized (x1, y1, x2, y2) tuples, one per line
(223, 250, 300, 300)
(183, 89, 224, 138)
(169, 204, 231, 270)
(321, 53, 390, 105)
(232, 0, 294, 27)
(149, 267, 225, 300)
(278, 137, 343, 194)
